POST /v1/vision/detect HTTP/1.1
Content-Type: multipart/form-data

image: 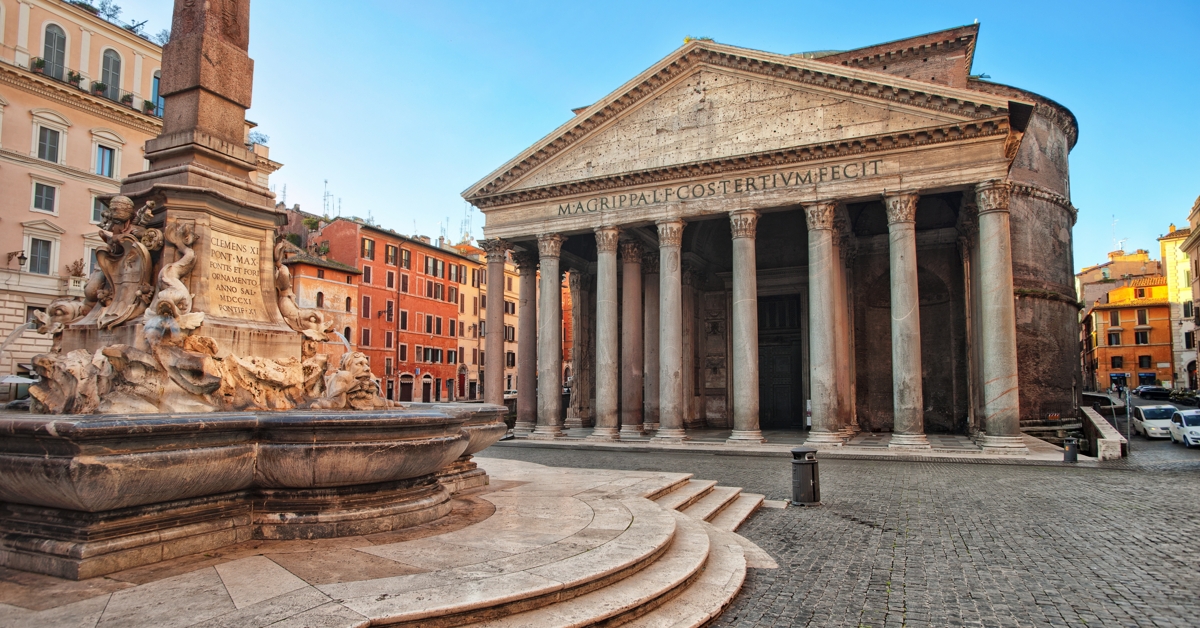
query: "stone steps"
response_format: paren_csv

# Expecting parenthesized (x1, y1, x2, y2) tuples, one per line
(654, 480, 717, 512)
(679, 485, 742, 523)
(708, 493, 765, 532)
(621, 525, 748, 628)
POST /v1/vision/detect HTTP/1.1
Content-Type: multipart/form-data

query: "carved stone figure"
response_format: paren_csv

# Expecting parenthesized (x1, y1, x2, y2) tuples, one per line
(32, 298, 89, 352)
(87, 196, 162, 330)
(29, 350, 101, 414)
(145, 222, 205, 343)
(274, 238, 333, 342)
(312, 352, 399, 410)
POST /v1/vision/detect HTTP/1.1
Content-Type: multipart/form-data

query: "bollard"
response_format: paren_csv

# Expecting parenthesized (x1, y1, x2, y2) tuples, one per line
(790, 446, 820, 505)
(1063, 437, 1078, 463)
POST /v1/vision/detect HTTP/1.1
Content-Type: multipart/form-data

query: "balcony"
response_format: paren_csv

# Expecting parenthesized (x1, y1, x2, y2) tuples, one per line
(28, 57, 163, 118)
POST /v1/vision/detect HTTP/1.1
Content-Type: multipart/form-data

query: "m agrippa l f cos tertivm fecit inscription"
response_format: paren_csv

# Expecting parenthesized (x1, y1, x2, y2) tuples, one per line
(556, 159, 886, 216)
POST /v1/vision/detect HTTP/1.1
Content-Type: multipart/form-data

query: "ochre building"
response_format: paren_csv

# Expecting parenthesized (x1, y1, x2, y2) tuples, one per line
(1082, 277, 1173, 390)
(465, 25, 1080, 452)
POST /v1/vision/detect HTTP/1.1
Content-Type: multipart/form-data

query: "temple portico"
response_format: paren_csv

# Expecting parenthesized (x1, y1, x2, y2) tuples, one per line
(466, 31, 1079, 452)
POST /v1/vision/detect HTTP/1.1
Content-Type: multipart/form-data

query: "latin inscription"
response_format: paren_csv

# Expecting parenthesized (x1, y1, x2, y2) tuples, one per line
(557, 159, 884, 216)
(208, 232, 267, 321)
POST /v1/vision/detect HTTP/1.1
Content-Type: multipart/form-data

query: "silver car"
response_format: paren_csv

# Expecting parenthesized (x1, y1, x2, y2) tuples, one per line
(1168, 410, 1200, 447)
(1132, 405, 1175, 439)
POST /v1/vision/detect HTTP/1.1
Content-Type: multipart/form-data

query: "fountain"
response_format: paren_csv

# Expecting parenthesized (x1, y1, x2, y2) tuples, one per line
(0, 0, 505, 580)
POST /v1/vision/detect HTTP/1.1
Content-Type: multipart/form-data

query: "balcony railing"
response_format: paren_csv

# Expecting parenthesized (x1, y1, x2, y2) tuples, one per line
(27, 57, 162, 118)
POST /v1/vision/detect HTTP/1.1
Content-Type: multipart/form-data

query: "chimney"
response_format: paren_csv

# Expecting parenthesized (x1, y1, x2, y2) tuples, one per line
(1169, 223, 1177, 233)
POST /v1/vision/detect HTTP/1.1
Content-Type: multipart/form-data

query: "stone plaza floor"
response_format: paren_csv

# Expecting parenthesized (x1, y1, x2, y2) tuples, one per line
(479, 439, 1200, 628)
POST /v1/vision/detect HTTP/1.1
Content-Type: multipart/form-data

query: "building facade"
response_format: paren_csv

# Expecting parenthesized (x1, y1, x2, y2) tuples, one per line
(0, 0, 166, 392)
(1082, 277, 1173, 390)
(1075, 249, 1160, 309)
(1159, 225, 1195, 389)
(1180, 196, 1200, 382)
(282, 250, 360, 364)
(465, 25, 1080, 452)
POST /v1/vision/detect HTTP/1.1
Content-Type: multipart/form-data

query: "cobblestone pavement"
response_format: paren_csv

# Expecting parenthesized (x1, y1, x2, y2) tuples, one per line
(479, 445, 1200, 627)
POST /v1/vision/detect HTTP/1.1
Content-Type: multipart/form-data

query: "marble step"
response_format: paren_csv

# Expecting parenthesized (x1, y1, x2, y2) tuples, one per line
(469, 511, 712, 628)
(679, 486, 742, 523)
(654, 480, 717, 512)
(323, 496, 679, 627)
(621, 523, 748, 628)
(707, 493, 764, 533)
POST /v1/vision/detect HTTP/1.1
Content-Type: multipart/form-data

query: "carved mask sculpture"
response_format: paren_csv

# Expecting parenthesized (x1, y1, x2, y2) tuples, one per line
(94, 197, 162, 330)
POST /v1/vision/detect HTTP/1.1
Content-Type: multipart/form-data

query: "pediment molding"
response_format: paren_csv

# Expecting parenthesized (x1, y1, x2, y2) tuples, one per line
(470, 116, 1009, 209)
(465, 41, 1016, 202)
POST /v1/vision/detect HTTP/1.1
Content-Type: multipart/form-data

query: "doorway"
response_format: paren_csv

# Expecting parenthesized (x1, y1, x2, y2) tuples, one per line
(421, 377, 432, 403)
(400, 376, 414, 402)
(757, 294, 805, 429)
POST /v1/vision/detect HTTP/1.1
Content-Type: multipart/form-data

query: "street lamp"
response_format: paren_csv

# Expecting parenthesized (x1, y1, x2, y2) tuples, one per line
(6, 251, 27, 268)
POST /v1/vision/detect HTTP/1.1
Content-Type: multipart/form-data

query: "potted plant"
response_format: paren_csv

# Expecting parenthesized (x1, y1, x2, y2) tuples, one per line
(67, 70, 84, 87)
(91, 81, 107, 96)
(120, 93, 134, 106)
(30, 58, 45, 74)
(142, 100, 157, 114)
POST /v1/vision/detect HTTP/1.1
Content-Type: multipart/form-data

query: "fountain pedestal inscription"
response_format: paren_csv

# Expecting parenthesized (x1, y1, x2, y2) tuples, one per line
(0, 0, 507, 580)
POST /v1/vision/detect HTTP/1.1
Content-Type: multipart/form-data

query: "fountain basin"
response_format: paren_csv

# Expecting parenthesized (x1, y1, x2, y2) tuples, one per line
(0, 404, 506, 579)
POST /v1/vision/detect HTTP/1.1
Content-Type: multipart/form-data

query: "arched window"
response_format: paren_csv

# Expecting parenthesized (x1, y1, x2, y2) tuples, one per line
(345, 296, 352, 312)
(101, 50, 121, 100)
(316, 292, 324, 308)
(43, 25, 66, 80)
(343, 327, 351, 342)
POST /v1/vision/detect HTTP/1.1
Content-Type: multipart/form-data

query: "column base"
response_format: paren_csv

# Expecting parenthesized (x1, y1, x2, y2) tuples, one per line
(726, 430, 766, 445)
(888, 433, 932, 449)
(512, 420, 535, 437)
(586, 427, 620, 441)
(643, 422, 660, 432)
(651, 428, 688, 444)
(618, 425, 646, 438)
(978, 435, 1029, 455)
(803, 430, 845, 447)
(528, 425, 565, 440)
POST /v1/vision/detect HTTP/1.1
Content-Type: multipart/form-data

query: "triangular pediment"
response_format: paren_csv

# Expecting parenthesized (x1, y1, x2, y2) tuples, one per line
(465, 40, 1017, 202)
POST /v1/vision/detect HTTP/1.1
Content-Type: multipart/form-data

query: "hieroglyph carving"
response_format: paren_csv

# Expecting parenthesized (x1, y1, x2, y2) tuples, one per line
(804, 202, 837, 231)
(884, 193, 920, 224)
(729, 210, 759, 239)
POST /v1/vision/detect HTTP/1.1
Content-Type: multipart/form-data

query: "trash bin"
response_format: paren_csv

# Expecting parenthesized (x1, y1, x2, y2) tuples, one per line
(1063, 437, 1078, 463)
(790, 446, 820, 505)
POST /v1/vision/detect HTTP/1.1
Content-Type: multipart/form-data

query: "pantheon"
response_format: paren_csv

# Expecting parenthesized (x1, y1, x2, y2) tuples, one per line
(464, 25, 1079, 452)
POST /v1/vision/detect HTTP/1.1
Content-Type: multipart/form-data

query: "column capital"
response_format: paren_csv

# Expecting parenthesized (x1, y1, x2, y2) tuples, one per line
(642, 250, 660, 274)
(655, 219, 686, 247)
(729, 209, 759, 239)
(884, 192, 920, 224)
(804, 201, 837, 231)
(479, 238, 511, 263)
(975, 180, 1011, 215)
(619, 239, 643, 262)
(594, 226, 620, 253)
(537, 233, 566, 258)
(511, 250, 538, 273)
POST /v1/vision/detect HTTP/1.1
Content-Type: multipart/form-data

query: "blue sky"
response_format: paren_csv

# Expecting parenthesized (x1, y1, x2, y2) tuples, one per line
(116, 0, 1199, 271)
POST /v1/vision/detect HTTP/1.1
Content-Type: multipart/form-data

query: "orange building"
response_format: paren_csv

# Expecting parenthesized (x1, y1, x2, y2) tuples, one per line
(282, 250, 360, 364)
(1082, 277, 1174, 390)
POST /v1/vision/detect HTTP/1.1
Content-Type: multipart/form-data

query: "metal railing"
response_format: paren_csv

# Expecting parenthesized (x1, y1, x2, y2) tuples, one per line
(26, 56, 162, 118)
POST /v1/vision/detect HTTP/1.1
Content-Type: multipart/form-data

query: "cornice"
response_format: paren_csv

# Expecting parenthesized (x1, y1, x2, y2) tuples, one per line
(1009, 182, 1078, 225)
(0, 64, 162, 136)
(465, 43, 1012, 201)
(471, 117, 1009, 209)
(0, 147, 123, 188)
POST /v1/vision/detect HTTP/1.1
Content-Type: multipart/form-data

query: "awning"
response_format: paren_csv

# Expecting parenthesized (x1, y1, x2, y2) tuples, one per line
(0, 375, 38, 384)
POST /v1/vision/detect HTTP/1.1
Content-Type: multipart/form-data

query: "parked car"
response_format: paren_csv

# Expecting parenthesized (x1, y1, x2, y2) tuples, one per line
(1132, 405, 1175, 438)
(1133, 385, 1150, 397)
(1139, 386, 1171, 400)
(1168, 410, 1200, 447)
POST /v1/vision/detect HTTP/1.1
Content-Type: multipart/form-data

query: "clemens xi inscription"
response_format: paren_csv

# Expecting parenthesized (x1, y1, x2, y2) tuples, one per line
(208, 232, 268, 321)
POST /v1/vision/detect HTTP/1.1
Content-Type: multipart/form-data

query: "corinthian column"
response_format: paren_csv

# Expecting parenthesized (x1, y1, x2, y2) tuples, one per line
(652, 219, 688, 442)
(589, 226, 621, 440)
(481, 238, 510, 406)
(531, 233, 566, 439)
(728, 209, 766, 444)
(885, 192, 931, 449)
(643, 251, 661, 432)
(512, 250, 539, 436)
(620, 240, 645, 437)
(975, 181, 1027, 453)
(804, 202, 845, 446)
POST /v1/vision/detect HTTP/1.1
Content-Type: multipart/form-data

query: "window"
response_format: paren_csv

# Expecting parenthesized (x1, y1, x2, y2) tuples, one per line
(385, 357, 393, 375)
(480, 350, 485, 366)
(316, 292, 324, 308)
(361, 328, 371, 347)
(385, 331, 393, 348)
(101, 49, 122, 100)
(401, 274, 409, 293)
(33, 183, 56, 213)
(317, 268, 325, 279)
(504, 300, 516, 315)
(435, 317, 442, 335)
(92, 198, 105, 223)
(415, 345, 423, 363)
(1186, 302, 1194, 318)
(386, 271, 394, 289)
(1108, 332, 1121, 346)
(28, 238, 52, 275)
(481, 294, 487, 309)
(473, 348, 479, 365)
(506, 351, 516, 368)
(1186, 331, 1195, 350)
(400, 249, 410, 269)
(343, 326, 351, 342)
(150, 72, 165, 116)
(449, 319, 456, 337)
(43, 25, 67, 80)
(1137, 309, 1148, 326)
(386, 245, 397, 265)
(1108, 311, 1119, 327)
(448, 286, 458, 304)
(95, 145, 115, 177)
(473, 296, 479, 315)
(425, 314, 433, 334)
(37, 127, 60, 162)
(1111, 356, 1123, 369)
(361, 238, 375, 260)
(400, 310, 408, 331)
(399, 344, 407, 361)
(448, 350, 456, 365)
(1138, 356, 1152, 369)
(1135, 331, 1149, 345)
(449, 264, 457, 283)
(1135, 288, 1145, 298)
(507, 276, 513, 292)
(362, 266, 372, 284)
(345, 296, 352, 312)
(362, 296, 371, 319)
(460, 294, 465, 314)
(386, 300, 394, 322)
